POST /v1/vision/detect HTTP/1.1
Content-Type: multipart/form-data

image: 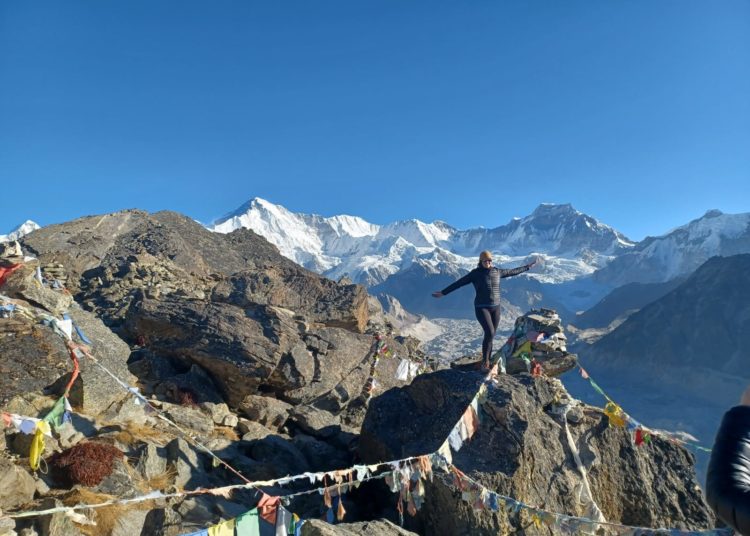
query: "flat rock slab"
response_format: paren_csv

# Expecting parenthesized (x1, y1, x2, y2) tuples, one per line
(301, 519, 418, 535)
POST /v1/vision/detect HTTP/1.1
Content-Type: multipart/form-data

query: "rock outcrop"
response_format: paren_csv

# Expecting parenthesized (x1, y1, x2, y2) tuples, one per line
(0, 264, 135, 417)
(0, 209, 722, 536)
(21, 210, 369, 332)
(359, 369, 715, 535)
(19, 210, 422, 412)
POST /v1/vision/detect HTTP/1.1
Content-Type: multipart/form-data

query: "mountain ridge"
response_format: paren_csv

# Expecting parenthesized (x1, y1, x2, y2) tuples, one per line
(210, 197, 634, 288)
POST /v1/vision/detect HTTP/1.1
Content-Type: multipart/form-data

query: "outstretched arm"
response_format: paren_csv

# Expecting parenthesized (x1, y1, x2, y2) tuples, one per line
(499, 259, 537, 279)
(433, 271, 474, 298)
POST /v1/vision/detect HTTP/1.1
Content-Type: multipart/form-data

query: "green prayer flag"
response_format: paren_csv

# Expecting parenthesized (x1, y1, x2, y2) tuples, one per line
(235, 508, 261, 536)
(43, 397, 67, 429)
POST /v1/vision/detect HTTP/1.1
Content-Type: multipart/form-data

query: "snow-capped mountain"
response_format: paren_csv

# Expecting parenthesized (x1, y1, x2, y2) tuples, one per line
(210, 198, 633, 287)
(0, 220, 40, 242)
(593, 209, 750, 286)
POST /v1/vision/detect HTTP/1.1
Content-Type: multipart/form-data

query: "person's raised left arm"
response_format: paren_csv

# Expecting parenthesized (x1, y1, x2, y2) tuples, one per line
(499, 257, 538, 279)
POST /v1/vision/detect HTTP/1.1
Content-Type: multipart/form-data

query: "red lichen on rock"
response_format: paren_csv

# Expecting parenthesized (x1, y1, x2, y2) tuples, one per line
(175, 388, 198, 407)
(50, 442, 123, 486)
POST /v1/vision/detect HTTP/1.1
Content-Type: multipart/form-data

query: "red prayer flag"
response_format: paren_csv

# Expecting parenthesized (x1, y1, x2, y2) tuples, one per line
(257, 493, 280, 525)
(0, 264, 22, 287)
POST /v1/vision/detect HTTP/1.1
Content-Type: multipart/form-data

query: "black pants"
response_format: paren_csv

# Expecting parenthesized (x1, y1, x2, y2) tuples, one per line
(475, 306, 501, 364)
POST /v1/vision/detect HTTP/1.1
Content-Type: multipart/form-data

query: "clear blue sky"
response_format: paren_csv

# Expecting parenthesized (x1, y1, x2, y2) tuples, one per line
(1, 1, 748, 241)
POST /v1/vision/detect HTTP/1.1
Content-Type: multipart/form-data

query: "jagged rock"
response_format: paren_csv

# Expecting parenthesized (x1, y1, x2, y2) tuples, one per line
(359, 369, 715, 535)
(287, 405, 341, 439)
(64, 307, 139, 415)
(166, 438, 209, 489)
(111, 509, 149, 536)
(0, 263, 73, 316)
(238, 419, 275, 441)
(242, 435, 308, 479)
(141, 508, 183, 536)
(21, 210, 368, 329)
(221, 414, 238, 428)
(292, 433, 351, 472)
(213, 270, 369, 332)
(56, 421, 85, 449)
(238, 395, 292, 430)
(35, 498, 84, 536)
(18, 211, 418, 427)
(123, 298, 409, 409)
(127, 350, 182, 384)
(205, 437, 235, 452)
(0, 318, 78, 409)
(157, 364, 224, 405)
(176, 497, 214, 525)
(0, 518, 17, 536)
(0, 285, 135, 417)
(0, 241, 23, 260)
(200, 401, 230, 424)
(136, 443, 168, 481)
(505, 351, 578, 376)
(94, 457, 139, 498)
(101, 396, 152, 426)
(300, 519, 418, 535)
(33, 477, 49, 496)
(162, 403, 214, 435)
(0, 459, 36, 510)
(175, 494, 251, 530)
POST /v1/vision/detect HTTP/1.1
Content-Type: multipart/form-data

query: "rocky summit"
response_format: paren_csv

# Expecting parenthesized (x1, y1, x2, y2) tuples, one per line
(0, 209, 725, 535)
(359, 370, 713, 535)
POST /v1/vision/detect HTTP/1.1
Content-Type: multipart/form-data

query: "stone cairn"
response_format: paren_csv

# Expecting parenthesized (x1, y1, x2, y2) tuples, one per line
(496, 308, 577, 376)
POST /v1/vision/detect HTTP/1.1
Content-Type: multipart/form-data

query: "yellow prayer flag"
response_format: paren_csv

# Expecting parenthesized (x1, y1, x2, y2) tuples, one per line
(604, 402, 627, 428)
(512, 341, 532, 358)
(29, 427, 45, 470)
(207, 518, 235, 536)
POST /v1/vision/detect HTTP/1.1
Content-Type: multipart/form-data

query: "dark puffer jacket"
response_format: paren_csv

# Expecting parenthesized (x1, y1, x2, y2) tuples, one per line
(706, 405, 750, 535)
(440, 264, 531, 307)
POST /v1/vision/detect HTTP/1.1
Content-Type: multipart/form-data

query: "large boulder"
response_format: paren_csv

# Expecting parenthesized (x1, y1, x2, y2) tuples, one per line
(122, 296, 410, 411)
(0, 263, 73, 316)
(0, 268, 135, 416)
(0, 459, 36, 510)
(19, 210, 402, 415)
(359, 369, 715, 535)
(238, 394, 293, 430)
(21, 210, 369, 332)
(212, 269, 369, 332)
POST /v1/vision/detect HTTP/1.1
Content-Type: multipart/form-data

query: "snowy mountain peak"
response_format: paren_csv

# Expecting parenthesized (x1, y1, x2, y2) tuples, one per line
(531, 202, 578, 216)
(208, 198, 638, 287)
(0, 220, 41, 242)
(457, 203, 635, 258)
(594, 209, 750, 286)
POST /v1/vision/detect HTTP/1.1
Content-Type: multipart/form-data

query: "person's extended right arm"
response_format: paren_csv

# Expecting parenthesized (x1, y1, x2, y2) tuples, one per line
(706, 387, 750, 535)
(440, 271, 475, 296)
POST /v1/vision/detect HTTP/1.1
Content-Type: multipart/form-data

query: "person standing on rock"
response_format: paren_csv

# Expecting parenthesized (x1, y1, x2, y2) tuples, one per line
(432, 251, 537, 370)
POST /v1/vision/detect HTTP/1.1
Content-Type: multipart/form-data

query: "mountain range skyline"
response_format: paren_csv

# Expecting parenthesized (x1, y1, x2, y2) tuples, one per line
(3, 197, 743, 245)
(7, 198, 747, 327)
